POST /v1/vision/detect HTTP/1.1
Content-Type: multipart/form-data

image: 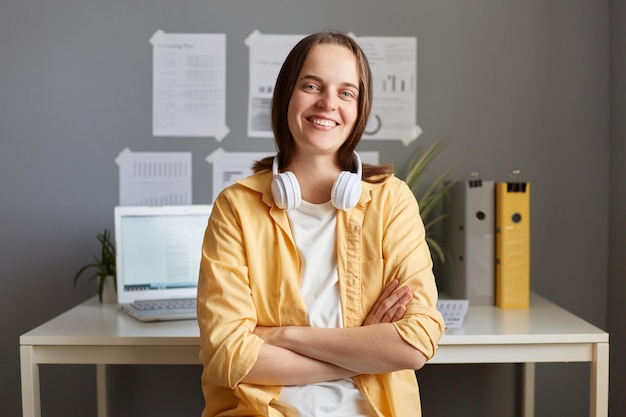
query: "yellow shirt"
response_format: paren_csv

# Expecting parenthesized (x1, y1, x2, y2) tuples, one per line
(197, 170, 445, 417)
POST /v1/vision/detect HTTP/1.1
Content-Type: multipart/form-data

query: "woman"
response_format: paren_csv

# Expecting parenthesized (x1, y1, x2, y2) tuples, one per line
(197, 31, 445, 417)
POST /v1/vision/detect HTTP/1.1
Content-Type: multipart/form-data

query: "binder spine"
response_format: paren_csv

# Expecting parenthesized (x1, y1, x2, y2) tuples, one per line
(440, 179, 495, 305)
(495, 182, 530, 309)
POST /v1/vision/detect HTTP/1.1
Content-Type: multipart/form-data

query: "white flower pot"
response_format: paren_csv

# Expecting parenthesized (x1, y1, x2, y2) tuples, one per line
(100, 275, 117, 303)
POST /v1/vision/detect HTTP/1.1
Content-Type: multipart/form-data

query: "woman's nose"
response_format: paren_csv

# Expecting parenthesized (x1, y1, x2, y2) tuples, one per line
(317, 91, 338, 111)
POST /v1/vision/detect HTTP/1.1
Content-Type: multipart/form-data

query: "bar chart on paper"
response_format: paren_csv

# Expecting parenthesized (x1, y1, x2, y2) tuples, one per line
(381, 73, 413, 93)
(116, 149, 193, 206)
(357, 36, 417, 141)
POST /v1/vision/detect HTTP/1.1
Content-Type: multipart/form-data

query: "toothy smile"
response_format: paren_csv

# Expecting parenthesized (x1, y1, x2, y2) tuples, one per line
(309, 118, 337, 127)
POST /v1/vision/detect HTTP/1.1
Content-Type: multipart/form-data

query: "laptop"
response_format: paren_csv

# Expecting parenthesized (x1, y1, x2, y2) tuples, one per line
(114, 205, 213, 322)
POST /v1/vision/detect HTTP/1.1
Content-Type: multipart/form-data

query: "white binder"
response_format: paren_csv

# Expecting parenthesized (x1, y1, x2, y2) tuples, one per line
(439, 178, 495, 305)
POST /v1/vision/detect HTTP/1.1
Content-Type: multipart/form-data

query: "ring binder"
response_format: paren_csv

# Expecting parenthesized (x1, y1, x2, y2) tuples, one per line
(495, 171, 530, 309)
(440, 174, 495, 305)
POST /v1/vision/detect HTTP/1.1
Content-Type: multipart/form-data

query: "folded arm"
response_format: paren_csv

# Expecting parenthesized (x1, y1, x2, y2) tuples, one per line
(241, 341, 358, 385)
(242, 279, 419, 385)
(254, 322, 427, 376)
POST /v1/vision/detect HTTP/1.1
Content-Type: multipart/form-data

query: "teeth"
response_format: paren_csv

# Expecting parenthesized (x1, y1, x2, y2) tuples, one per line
(311, 118, 336, 127)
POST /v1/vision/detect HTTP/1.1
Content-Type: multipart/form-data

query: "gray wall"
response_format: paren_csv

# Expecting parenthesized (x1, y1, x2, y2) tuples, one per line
(609, 1, 626, 416)
(1, 1, 621, 416)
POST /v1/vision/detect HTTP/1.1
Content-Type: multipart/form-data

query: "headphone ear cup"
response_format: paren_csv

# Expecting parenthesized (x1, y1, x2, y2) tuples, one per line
(331, 172, 362, 210)
(271, 171, 301, 210)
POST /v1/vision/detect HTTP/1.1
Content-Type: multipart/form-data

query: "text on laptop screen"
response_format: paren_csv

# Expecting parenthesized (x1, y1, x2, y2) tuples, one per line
(120, 214, 207, 292)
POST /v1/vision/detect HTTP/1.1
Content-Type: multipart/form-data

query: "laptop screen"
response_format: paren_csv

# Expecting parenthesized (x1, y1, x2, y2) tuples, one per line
(114, 205, 212, 304)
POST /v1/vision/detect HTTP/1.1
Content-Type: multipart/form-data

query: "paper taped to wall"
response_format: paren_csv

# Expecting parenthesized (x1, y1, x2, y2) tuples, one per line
(116, 148, 192, 206)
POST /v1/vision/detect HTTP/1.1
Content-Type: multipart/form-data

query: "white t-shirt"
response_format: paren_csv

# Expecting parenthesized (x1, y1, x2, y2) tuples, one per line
(279, 200, 376, 417)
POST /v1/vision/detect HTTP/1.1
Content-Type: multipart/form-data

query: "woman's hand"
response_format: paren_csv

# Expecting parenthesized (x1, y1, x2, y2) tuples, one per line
(362, 279, 412, 326)
(253, 279, 411, 340)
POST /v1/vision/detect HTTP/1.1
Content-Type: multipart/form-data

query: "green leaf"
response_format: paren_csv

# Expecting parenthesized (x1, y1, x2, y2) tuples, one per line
(400, 134, 461, 265)
(426, 236, 446, 265)
(73, 263, 98, 286)
(73, 228, 117, 301)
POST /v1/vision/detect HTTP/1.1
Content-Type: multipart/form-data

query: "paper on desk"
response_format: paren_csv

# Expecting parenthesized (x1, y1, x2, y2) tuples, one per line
(116, 148, 192, 206)
(436, 299, 469, 329)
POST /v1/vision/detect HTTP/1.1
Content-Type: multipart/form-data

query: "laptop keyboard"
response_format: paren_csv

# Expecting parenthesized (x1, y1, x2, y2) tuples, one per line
(131, 298, 196, 311)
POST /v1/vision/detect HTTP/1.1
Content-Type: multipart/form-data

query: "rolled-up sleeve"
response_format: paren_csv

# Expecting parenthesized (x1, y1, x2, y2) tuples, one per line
(197, 196, 264, 388)
(383, 180, 445, 359)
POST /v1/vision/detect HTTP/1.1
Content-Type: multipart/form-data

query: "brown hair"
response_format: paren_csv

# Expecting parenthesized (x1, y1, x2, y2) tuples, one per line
(253, 31, 393, 182)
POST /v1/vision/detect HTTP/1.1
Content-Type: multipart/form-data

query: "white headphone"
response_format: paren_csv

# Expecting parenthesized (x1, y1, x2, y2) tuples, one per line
(271, 151, 363, 211)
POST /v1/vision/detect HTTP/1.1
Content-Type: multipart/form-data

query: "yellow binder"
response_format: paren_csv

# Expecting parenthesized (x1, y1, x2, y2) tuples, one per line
(495, 181, 530, 309)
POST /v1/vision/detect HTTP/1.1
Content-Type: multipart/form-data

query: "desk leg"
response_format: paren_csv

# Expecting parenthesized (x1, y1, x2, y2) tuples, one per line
(20, 346, 40, 417)
(96, 364, 109, 417)
(590, 343, 609, 417)
(521, 362, 535, 417)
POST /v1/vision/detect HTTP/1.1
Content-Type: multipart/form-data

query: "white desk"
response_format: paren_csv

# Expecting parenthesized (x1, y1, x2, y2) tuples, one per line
(20, 294, 609, 417)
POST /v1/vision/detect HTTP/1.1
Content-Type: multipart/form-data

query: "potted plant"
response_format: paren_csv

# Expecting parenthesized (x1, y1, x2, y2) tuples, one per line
(402, 135, 459, 265)
(73, 228, 117, 303)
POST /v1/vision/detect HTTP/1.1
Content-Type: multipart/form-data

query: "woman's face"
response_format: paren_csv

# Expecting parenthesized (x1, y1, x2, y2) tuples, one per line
(287, 43, 360, 158)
